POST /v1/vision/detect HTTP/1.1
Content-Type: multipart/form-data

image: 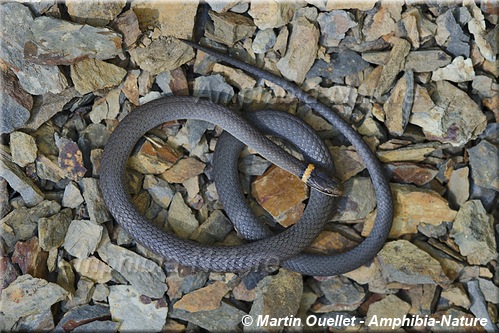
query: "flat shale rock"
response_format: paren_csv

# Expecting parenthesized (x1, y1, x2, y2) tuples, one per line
(362, 49, 453, 73)
(112, 9, 141, 48)
(248, 1, 296, 29)
(365, 295, 411, 330)
(311, 276, 365, 312)
(378, 240, 450, 287)
(24, 16, 123, 65)
(383, 70, 414, 136)
(330, 177, 375, 222)
(71, 58, 126, 95)
(10, 131, 37, 167)
(12, 236, 48, 279)
(363, 183, 457, 238)
(130, 37, 194, 76)
(80, 177, 111, 224)
(38, 208, 72, 251)
(66, 0, 126, 26)
(108, 285, 168, 332)
(131, 1, 198, 39)
(193, 74, 235, 105)
(252, 165, 308, 227)
(467, 140, 499, 191)
(52, 304, 111, 333)
(170, 302, 245, 332)
(191, 209, 233, 245)
(277, 16, 319, 84)
(317, 10, 357, 47)
(450, 200, 497, 265)
(167, 192, 200, 238)
(362, 2, 402, 42)
(387, 163, 438, 186)
(173, 281, 230, 312)
(0, 65, 32, 134)
(432, 56, 475, 82)
(213, 63, 257, 90)
(252, 28, 277, 54)
(374, 38, 411, 98)
(63, 219, 103, 259)
(447, 167, 470, 208)
(161, 157, 206, 183)
(206, 10, 256, 46)
(71, 256, 113, 284)
(98, 237, 167, 298)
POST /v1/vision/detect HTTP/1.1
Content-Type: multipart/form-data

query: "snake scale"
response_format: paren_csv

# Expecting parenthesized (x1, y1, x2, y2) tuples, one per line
(100, 40, 393, 276)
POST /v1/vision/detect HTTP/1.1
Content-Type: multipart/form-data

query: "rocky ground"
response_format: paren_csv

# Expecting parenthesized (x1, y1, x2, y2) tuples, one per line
(1, 0, 498, 332)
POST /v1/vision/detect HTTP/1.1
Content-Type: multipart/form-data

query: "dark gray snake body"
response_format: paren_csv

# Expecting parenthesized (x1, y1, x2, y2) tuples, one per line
(100, 40, 393, 276)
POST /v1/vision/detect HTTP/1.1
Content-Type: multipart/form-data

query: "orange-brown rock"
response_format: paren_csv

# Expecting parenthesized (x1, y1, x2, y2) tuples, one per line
(160, 157, 205, 183)
(307, 230, 359, 254)
(173, 281, 230, 312)
(128, 140, 182, 174)
(12, 237, 48, 279)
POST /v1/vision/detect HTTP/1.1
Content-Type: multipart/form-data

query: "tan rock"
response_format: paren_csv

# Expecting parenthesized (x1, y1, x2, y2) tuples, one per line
(122, 71, 140, 106)
(432, 56, 475, 82)
(132, 1, 198, 39)
(307, 231, 358, 254)
(112, 9, 141, 48)
(383, 70, 413, 136)
(362, 2, 401, 42)
(173, 281, 230, 312)
(365, 295, 411, 330)
(71, 256, 113, 284)
(374, 38, 411, 98)
(358, 65, 383, 97)
(128, 140, 182, 175)
(66, 0, 126, 26)
(213, 64, 256, 90)
(161, 157, 205, 183)
(328, 145, 365, 181)
(251, 165, 308, 227)
(377, 143, 437, 163)
(441, 284, 471, 309)
(71, 58, 126, 95)
(306, 0, 376, 11)
(10, 131, 37, 167)
(206, 11, 256, 46)
(387, 163, 438, 186)
(248, 1, 296, 29)
(363, 183, 457, 238)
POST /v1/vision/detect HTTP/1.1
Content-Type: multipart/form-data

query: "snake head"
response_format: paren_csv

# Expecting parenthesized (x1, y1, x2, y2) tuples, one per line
(302, 164, 344, 197)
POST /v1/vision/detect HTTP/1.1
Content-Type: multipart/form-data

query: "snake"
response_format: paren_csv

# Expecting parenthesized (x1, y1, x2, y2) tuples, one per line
(99, 39, 393, 276)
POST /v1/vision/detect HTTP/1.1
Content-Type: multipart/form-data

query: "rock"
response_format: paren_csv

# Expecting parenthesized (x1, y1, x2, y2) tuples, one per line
(0, 2, 68, 95)
(12, 236, 48, 279)
(405, 284, 437, 315)
(212, 63, 257, 90)
(450, 200, 496, 265)
(143, 175, 175, 209)
(0, 275, 68, 323)
(401, 8, 437, 48)
(38, 208, 72, 251)
(374, 38, 411, 98)
(90, 88, 122, 123)
(365, 295, 411, 330)
(24, 16, 123, 65)
(206, 11, 256, 46)
(362, 2, 402, 42)
(161, 157, 205, 183)
(414, 240, 464, 284)
(111, 9, 141, 48)
(174, 281, 230, 312)
(0, 65, 32, 134)
(467, 280, 497, 333)
(72, 321, 118, 332)
(305, 0, 376, 11)
(131, 1, 197, 39)
(62, 181, 84, 209)
(35, 154, 65, 183)
(252, 28, 277, 54)
(377, 240, 450, 287)
(12, 308, 54, 332)
(277, 17, 319, 84)
(432, 56, 475, 82)
(98, 237, 167, 298)
(358, 65, 383, 97)
(23, 87, 80, 131)
(206, 0, 239, 13)
(167, 192, 199, 238)
(447, 167, 469, 208)
(55, 135, 86, 181)
(467, 0, 496, 61)
(467, 140, 498, 191)
(435, 8, 471, 58)
(472, 75, 497, 98)
(330, 177, 375, 222)
(387, 163, 438, 186)
(248, 1, 296, 29)
(247, 269, 303, 331)
(430, 307, 487, 333)
(383, 70, 414, 136)
(52, 304, 110, 332)
(327, 146, 365, 181)
(0, 200, 60, 252)
(0, 257, 18, 291)
(308, 51, 369, 80)
(441, 284, 471, 309)
(170, 303, 245, 332)
(317, 10, 357, 47)
(63, 277, 95, 310)
(252, 165, 308, 227)
(311, 276, 365, 312)
(71, 58, 126, 95)
(63, 220, 103, 259)
(363, 183, 457, 238)
(193, 74, 235, 105)
(80, 177, 111, 224)
(71, 256, 113, 284)
(191, 210, 233, 244)
(362, 49, 453, 73)
(307, 230, 359, 255)
(377, 142, 438, 163)
(128, 139, 182, 175)
(478, 278, 499, 304)
(109, 285, 168, 331)
(92, 283, 109, 302)
(10, 131, 37, 167)
(66, 0, 126, 26)
(165, 264, 209, 300)
(130, 37, 194, 76)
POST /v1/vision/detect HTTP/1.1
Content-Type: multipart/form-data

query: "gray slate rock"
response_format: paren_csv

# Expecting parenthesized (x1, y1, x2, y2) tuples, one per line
(170, 303, 245, 332)
(252, 28, 277, 54)
(317, 10, 357, 47)
(330, 177, 376, 221)
(80, 177, 112, 224)
(38, 208, 72, 251)
(62, 181, 85, 209)
(168, 192, 199, 239)
(143, 175, 175, 209)
(467, 280, 497, 333)
(63, 219, 103, 259)
(194, 74, 234, 105)
(468, 140, 499, 191)
(72, 320, 118, 332)
(10, 131, 37, 167)
(313, 276, 365, 312)
(52, 304, 111, 333)
(191, 209, 233, 244)
(308, 51, 369, 80)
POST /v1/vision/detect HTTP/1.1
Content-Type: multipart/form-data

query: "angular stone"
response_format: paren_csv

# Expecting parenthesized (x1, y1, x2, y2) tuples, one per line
(131, 1, 197, 39)
(130, 37, 194, 76)
(66, 0, 126, 26)
(63, 220, 103, 259)
(467, 0, 496, 61)
(72, 320, 118, 332)
(306, 0, 376, 11)
(111, 10, 141, 48)
(10, 131, 37, 167)
(311, 276, 365, 312)
(0, 65, 32, 134)
(383, 70, 414, 136)
(365, 295, 411, 330)
(170, 303, 245, 332)
(277, 17, 319, 84)
(62, 181, 84, 209)
(441, 284, 471, 309)
(468, 140, 498, 191)
(248, 1, 296, 29)
(330, 177, 375, 222)
(362, 2, 401, 42)
(377, 142, 438, 163)
(80, 177, 111, 224)
(387, 163, 438, 186)
(55, 135, 86, 181)
(252, 165, 308, 227)
(57, 259, 76, 295)
(143, 175, 175, 209)
(161, 157, 205, 183)
(12, 308, 54, 332)
(432, 56, 475, 82)
(363, 184, 457, 238)
(193, 74, 235, 105)
(309, 51, 369, 80)
(362, 49, 452, 73)
(191, 209, 233, 245)
(307, 230, 358, 255)
(466, 280, 497, 333)
(212, 63, 257, 90)
(71, 256, 112, 284)
(52, 304, 111, 332)
(450, 200, 496, 265)
(206, 10, 256, 46)
(174, 281, 230, 312)
(447, 167, 470, 208)
(128, 139, 182, 175)
(358, 65, 383, 97)
(12, 236, 48, 279)
(252, 28, 277, 54)
(436, 8, 471, 58)
(38, 208, 72, 251)
(63, 277, 95, 310)
(90, 88, 122, 123)
(317, 10, 357, 47)
(378, 240, 450, 287)
(24, 16, 123, 65)
(109, 285, 168, 331)
(98, 237, 167, 298)
(167, 192, 199, 238)
(374, 38, 411, 98)
(1, 275, 68, 322)
(71, 58, 126, 95)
